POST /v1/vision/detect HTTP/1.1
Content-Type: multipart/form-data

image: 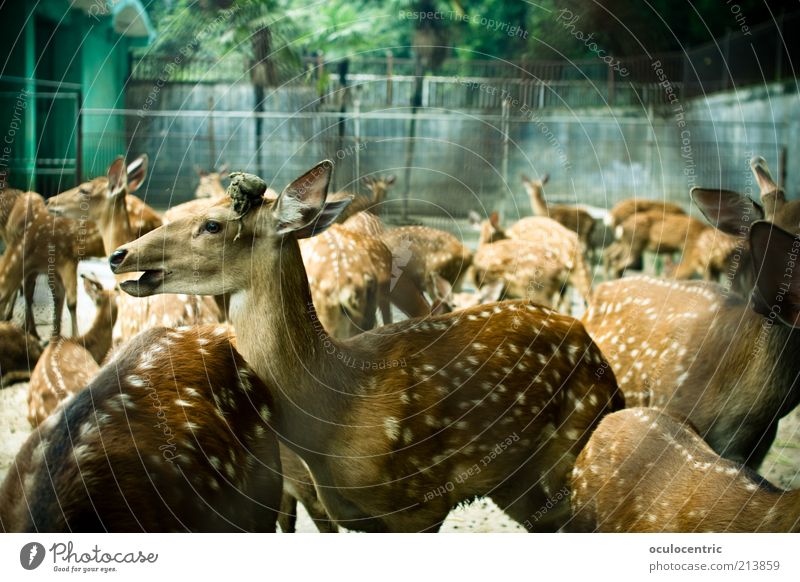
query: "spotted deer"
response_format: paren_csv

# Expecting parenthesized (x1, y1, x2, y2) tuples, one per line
(383, 226, 472, 315)
(570, 408, 800, 532)
(471, 213, 593, 312)
(110, 162, 624, 532)
(46, 168, 162, 237)
(0, 325, 282, 532)
(27, 275, 118, 427)
(602, 210, 708, 279)
(583, 156, 800, 468)
(0, 192, 103, 338)
(672, 226, 752, 294)
(0, 322, 42, 387)
(521, 174, 594, 249)
(605, 198, 685, 230)
(333, 174, 396, 223)
(51, 156, 220, 344)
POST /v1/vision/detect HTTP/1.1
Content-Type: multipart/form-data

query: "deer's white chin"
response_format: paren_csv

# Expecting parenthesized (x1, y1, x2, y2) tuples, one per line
(119, 270, 167, 297)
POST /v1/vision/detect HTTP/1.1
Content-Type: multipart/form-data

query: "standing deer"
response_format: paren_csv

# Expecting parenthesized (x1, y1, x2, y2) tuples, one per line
(110, 162, 624, 532)
(332, 175, 396, 223)
(570, 408, 800, 532)
(583, 156, 800, 468)
(471, 213, 593, 312)
(0, 325, 283, 532)
(27, 275, 118, 427)
(50, 156, 220, 344)
(602, 210, 708, 279)
(0, 192, 101, 338)
(0, 322, 42, 386)
(521, 174, 594, 249)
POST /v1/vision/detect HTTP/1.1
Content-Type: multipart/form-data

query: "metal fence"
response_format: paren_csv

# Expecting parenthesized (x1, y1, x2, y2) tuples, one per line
(80, 105, 793, 231)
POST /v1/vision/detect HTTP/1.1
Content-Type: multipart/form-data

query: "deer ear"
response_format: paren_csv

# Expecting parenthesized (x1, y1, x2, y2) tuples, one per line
(218, 163, 230, 177)
(749, 221, 800, 328)
(126, 155, 148, 193)
(489, 211, 500, 228)
(691, 187, 764, 236)
(195, 165, 206, 177)
(107, 156, 127, 198)
(81, 274, 103, 297)
(520, 173, 531, 184)
(468, 210, 482, 225)
(384, 175, 396, 186)
(480, 279, 505, 303)
(541, 174, 550, 185)
(273, 160, 336, 237)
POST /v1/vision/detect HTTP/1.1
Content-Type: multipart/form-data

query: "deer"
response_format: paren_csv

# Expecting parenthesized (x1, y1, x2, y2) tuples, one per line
(0, 192, 103, 338)
(605, 198, 685, 231)
(299, 223, 394, 338)
(195, 164, 230, 198)
(470, 212, 594, 313)
(109, 161, 624, 532)
(672, 226, 753, 295)
(521, 174, 595, 250)
(382, 225, 473, 296)
(602, 209, 708, 279)
(0, 322, 42, 387)
(0, 324, 283, 532)
(27, 275, 118, 427)
(583, 156, 800, 469)
(332, 175, 396, 224)
(570, 407, 800, 532)
(49, 155, 220, 344)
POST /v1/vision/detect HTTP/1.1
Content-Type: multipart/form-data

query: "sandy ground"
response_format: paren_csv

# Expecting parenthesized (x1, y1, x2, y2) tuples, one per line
(0, 254, 798, 532)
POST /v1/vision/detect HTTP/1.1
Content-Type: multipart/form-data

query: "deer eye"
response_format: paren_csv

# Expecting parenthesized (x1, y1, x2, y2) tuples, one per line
(204, 220, 222, 234)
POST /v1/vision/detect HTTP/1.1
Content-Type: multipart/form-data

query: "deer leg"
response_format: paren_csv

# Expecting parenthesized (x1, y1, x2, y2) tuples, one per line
(48, 274, 66, 338)
(23, 273, 40, 339)
(390, 275, 430, 318)
(278, 492, 298, 533)
(58, 264, 79, 337)
(378, 282, 393, 326)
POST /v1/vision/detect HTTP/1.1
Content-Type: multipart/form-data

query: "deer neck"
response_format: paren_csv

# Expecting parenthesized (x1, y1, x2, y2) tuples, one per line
(77, 298, 117, 365)
(527, 184, 549, 216)
(99, 194, 132, 255)
(228, 238, 358, 453)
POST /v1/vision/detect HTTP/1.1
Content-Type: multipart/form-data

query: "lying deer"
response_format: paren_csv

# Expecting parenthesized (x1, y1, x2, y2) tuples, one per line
(0, 325, 282, 532)
(583, 156, 800, 468)
(0, 322, 42, 387)
(521, 174, 595, 249)
(27, 275, 118, 427)
(50, 155, 220, 344)
(110, 162, 624, 532)
(570, 408, 799, 532)
(471, 212, 593, 312)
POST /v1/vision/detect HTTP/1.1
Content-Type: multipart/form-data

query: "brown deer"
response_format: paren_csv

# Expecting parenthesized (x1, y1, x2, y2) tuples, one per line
(195, 164, 229, 198)
(0, 192, 102, 338)
(332, 174, 396, 223)
(570, 408, 800, 532)
(0, 322, 42, 386)
(50, 156, 220, 344)
(0, 324, 283, 532)
(109, 162, 624, 532)
(602, 210, 708, 279)
(672, 226, 752, 294)
(583, 156, 800, 468)
(605, 198, 685, 230)
(521, 174, 594, 249)
(27, 275, 118, 427)
(471, 213, 593, 312)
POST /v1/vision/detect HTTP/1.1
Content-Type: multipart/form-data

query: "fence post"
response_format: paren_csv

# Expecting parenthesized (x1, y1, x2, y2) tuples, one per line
(607, 65, 615, 107)
(422, 76, 430, 108)
(207, 96, 216, 169)
(353, 99, 361, 182)
(386, 50, 393, 106)
(775, 12, 784, 83)
(721, 29, 731, 92)
(501, 98, 511, 190)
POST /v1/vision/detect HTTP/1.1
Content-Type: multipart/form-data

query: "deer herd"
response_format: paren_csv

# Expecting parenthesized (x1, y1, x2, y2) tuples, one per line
(0, 153, 797, 533)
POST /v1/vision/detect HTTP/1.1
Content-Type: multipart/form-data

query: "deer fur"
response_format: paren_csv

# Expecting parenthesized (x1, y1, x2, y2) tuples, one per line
(583, 156, 800, 468)
(521, 174, 594, 249)
(110, 161, 624, 532)
(0, 322, 42, 387)
(27, 276, 118, 427)
(606, 198, 685, 230)
(0, 325, 282, 532)
(570, 407, 800, 532)
(332, 175, 396, 223)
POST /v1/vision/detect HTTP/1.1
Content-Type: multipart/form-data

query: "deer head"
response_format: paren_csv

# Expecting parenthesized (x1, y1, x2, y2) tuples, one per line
(110, 161, 351, 298)
(361, 174, 396, 206)
(194, 164, 230, 199)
